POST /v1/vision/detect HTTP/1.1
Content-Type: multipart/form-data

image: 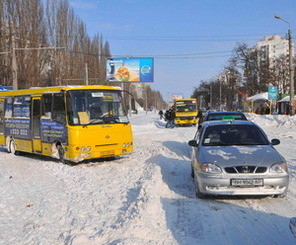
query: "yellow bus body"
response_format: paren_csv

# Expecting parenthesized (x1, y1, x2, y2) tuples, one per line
(174, 98, 198, 126)
(0, 85, 133, 163)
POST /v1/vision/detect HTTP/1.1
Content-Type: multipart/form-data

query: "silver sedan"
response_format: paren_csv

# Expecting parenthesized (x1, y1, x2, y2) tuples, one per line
(188, 120, 289, 198)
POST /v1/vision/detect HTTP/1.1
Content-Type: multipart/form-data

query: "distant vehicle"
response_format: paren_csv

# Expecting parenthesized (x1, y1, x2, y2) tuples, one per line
(198, 111, 247, 128)
(174, 98, 198, 126)
(188, 120, 289, 198)
(0, 85, 133, 164)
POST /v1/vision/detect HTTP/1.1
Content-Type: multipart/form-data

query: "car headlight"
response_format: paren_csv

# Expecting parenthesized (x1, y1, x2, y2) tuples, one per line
(270, 163, 288, 173)
(201, 163, 222, 173)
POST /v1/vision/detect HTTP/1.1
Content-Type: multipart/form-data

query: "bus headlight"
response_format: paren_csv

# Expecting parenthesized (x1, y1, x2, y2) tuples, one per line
(81, 146, 91, 152)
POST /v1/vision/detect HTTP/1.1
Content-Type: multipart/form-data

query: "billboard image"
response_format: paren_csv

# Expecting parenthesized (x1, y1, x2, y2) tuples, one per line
(171, 93, 184, 101)
(106, 58, 154, 83)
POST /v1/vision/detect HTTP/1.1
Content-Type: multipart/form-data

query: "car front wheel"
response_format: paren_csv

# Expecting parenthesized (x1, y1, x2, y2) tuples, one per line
(195, 181, 206, 199)
(273, 190, 287, 198)
(191, 166, 194, 178)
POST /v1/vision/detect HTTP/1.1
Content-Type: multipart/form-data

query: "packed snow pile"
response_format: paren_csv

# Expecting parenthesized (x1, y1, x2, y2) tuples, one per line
(247, 113, 296, 129)
(0, 111, 295, 244)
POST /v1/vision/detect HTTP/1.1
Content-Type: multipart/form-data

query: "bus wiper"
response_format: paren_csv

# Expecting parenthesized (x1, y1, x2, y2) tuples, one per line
(81, 118, 104, 127)
(101, 116, 120, 123)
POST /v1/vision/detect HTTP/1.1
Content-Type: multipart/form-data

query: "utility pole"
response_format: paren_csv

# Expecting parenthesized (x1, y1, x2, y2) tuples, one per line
(210, 85, 213, 109)
(219, 78, 222, 111)
(11, 26, 18, 90)
(85, 63, 89, 85)
(275, 15, 294, 115)
(288, 28, 294, 115)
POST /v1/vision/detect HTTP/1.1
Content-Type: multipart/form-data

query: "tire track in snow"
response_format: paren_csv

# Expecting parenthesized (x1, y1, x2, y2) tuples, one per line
(59, 138, 171, 244)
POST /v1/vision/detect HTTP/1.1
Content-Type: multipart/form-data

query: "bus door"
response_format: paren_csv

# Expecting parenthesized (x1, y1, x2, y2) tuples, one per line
(0, 98, 5, 145)
(32, 97, 42, 153)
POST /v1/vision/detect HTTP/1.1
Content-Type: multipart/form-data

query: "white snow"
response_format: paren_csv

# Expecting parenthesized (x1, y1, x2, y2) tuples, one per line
(0, 112, 296, 244)
(247, 92, 268, 101)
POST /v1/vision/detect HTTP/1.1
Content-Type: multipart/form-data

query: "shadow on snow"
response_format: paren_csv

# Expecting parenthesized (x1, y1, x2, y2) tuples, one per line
(150, 149, 295, 244)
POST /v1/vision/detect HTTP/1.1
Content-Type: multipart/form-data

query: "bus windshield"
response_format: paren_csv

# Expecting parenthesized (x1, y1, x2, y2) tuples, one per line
(175, 101, 197, 112)
(67, 90, 129, 125)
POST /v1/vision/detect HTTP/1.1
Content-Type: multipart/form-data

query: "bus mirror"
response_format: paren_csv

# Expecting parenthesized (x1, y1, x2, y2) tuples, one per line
(41, 112, 52, 120)
(78, 111, 90, 125)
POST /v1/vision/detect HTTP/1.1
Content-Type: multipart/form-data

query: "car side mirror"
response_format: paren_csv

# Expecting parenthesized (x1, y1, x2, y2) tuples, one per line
(188, 140, 198, 147)
(271, 139, 280, 145)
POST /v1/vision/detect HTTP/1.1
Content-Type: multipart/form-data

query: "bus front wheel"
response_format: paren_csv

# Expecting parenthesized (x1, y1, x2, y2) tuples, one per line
(57, 145, 72, 165)
(9, 139, 17, 155)
(57, 145, 66, 164)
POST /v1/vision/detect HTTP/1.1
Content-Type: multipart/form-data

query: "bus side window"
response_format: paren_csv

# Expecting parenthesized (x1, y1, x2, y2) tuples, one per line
(0, 101, 4, 133)
(4, 97, 13, 118)
(13, 96, 30, 118)
(42, 94, 52, 119)
(52, 93, 65, 125)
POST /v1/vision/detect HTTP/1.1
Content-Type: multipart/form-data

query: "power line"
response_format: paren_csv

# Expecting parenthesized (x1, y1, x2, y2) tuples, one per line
(144, 50, 232, 57)
(23, 32, 293, 42)
(15, 47, 65, 51)
(106, 33, 288, 39)
(155, 55, 232, 60)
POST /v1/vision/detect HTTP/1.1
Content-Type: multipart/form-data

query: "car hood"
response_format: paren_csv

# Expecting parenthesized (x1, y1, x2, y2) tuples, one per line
(199, 145, 283, 167)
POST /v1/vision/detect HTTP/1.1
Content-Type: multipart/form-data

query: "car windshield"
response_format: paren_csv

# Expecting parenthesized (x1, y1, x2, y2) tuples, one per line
(206, 113, 246, 121)
(202, 124, 269, 146)
(67, 90, 129, 125)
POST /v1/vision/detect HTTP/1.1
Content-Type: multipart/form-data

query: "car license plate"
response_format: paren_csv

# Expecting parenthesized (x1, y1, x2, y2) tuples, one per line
(231, 179, 263, 186)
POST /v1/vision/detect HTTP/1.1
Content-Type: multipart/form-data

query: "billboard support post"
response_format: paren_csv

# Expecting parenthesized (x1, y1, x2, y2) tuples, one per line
(146, 85, 148, 114)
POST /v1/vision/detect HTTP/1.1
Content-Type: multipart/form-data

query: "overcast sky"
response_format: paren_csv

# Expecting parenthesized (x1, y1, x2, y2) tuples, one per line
(70, 0, 296, 100)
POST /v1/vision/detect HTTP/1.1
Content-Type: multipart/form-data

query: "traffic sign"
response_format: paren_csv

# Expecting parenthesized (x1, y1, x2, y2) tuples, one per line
(268, 86, 278, 100)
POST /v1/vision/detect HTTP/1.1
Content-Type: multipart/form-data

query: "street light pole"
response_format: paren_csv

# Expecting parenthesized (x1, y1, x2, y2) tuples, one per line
(210, 85, 213, 109)
(288, 28, 294, 115)
(275, 15, 294, 115)
(219, 79, 222, 111)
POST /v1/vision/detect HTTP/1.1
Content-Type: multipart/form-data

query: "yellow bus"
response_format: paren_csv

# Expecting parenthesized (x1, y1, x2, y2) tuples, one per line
(174, 98, 198, 126)
(0, 85, 133, 164)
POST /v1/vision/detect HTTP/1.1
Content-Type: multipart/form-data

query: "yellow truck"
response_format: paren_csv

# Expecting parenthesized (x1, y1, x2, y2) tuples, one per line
(174, 98, 198, 126)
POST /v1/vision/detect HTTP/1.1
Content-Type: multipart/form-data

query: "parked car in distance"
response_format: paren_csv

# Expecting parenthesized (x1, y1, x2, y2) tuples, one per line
(198, 111, 247, 129)
(188, 120, 289, 198)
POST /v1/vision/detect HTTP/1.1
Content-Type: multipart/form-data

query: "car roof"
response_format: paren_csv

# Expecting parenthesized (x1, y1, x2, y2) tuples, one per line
(206, 111, 244, 115)
(202, 120, 254, 127)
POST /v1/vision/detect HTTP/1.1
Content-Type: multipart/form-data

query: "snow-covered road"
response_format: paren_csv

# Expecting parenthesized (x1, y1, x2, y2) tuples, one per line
(0, 112, 295, 245)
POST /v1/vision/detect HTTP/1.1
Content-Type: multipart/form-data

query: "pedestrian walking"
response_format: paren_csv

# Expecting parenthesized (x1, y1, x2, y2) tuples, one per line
(158, 110, 164, 119)
(165, 108, 175, 128)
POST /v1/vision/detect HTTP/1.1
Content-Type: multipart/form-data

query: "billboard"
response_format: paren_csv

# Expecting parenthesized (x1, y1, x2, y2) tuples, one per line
(106, 57, 154, 83)
(170, 93, 184, 101)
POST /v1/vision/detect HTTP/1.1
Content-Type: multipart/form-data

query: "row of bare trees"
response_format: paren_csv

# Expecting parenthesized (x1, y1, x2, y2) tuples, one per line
(0, 0, 166, 110)
(192, 42, 295, 111)
(0, 0, 110, 89)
